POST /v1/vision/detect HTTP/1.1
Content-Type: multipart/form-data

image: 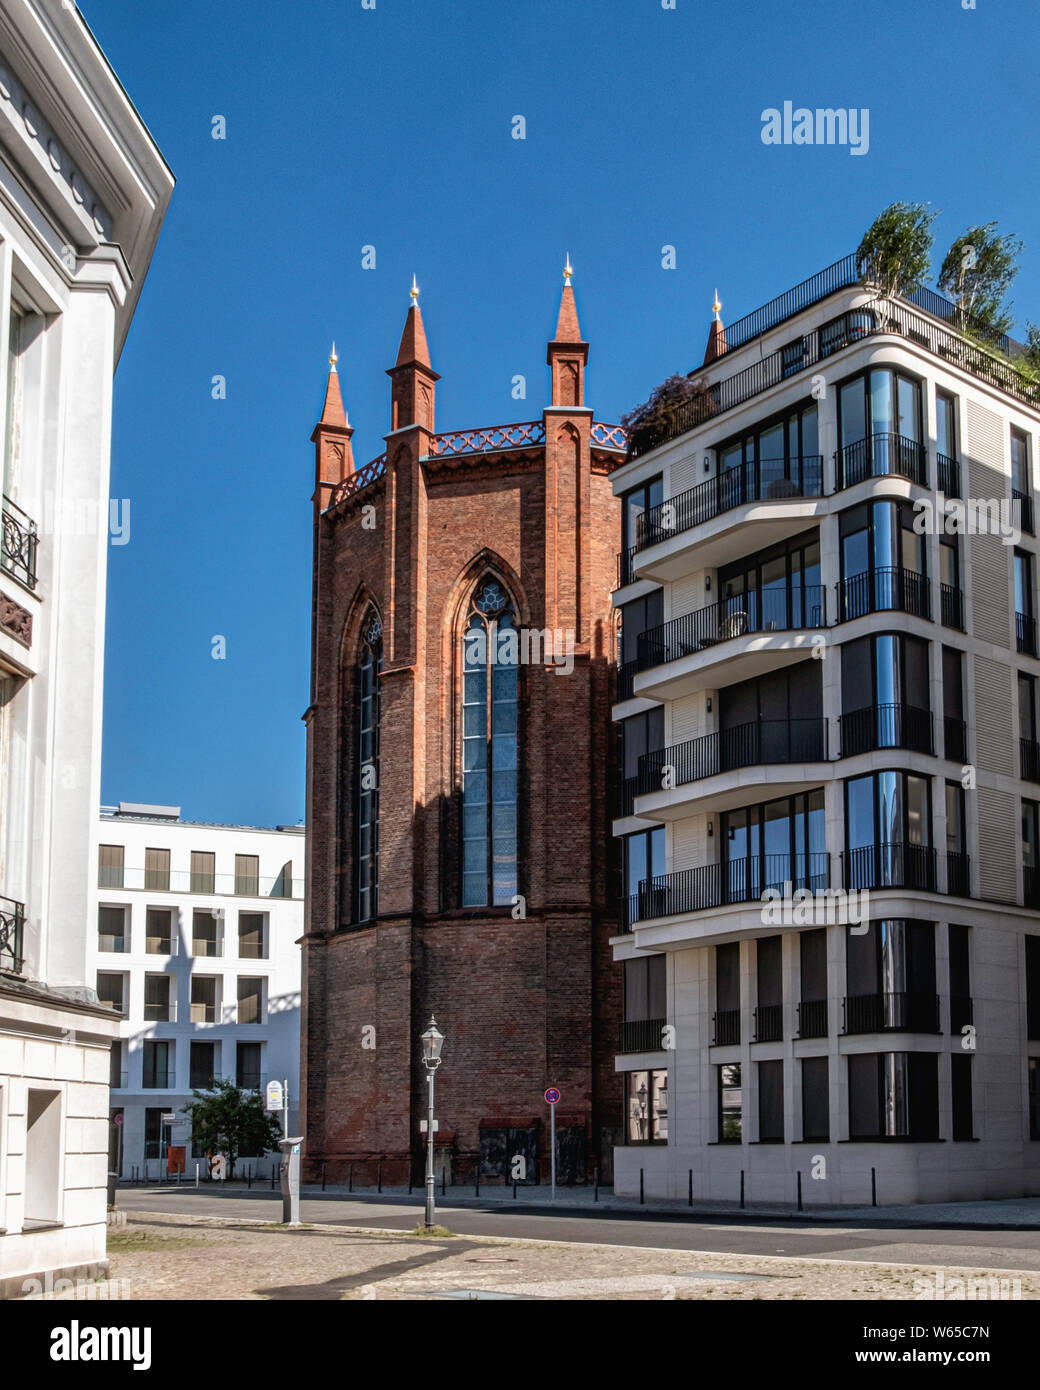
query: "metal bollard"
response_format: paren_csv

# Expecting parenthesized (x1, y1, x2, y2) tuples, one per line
(639, 1168, 644, 1205)
(441, 1167, 446, 1197)
(797, 1171, 803, 1212)
(321, 1162, 327, 1192)
(740, 1170, 745, 1210)
(871, 1166, 877, 1207)
(349, 1162, 353, 1194)
(377, 1162, 382, 1194)
(475, 1166, 480, 1197)
(513, 1180, 517, 1199)
(688, 1169, 693, 1207)
(195, 1163, 200, 1190)
(593, 1165, 599, 1203)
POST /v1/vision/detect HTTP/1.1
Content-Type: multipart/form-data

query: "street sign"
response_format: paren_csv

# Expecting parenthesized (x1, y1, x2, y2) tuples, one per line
(113, 1114, 123, 1126)
(265, 1079, 284, 1112)
(544, 1088, 560, 1105)
(419, 1119, 440, 1133)
(160, 1112, 176, 1124)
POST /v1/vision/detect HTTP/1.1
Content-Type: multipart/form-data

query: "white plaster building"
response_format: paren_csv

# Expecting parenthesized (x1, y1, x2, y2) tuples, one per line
(611, 259, 1040, 1206)
(0, 1, 172, 1295)
(92, 805, 304, 1180)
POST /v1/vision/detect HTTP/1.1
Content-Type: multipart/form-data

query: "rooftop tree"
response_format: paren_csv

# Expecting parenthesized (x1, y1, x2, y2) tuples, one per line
(938, 223, 1023, 341)
(856, 201, 937, 304)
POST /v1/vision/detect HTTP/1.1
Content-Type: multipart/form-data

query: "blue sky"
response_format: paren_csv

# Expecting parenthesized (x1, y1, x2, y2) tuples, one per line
(83, 0, 1040, 826)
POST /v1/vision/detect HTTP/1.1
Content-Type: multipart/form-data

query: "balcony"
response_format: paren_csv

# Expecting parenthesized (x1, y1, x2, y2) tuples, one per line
(142, 1067, 177, 1090)
(946, 851, 971, 898)
(1017, 612, 1038, 658)
(638, 717, 827, 796)
(1014, 488, 1035, 537)
(2, 495, 38, 590)
(712, 1009, 740, 1046)
(839, 703, 933, 758)
(937, 453, 960, 498)
(753, 1003, 783, 1042)
(635, 456, 823, 554)
(837, 567, 930, 623)
(836, 433, 927, 490)
(796, 998, 828, 1039)
(617, 546, 639, 589)
(843, 842, 937, 893)
(615, 776, 639, 819)
(0, 896, 24, 974)
(842, 992, 940, 1034)
(944, 718, 967, 763)
(631, 851, 830, 924)
(1021, 738, 1040, 783)
(618, 1018, 668, 1054)
(940, 584, 964, 630)
(616, 660, 638, 704)
(637, 586, 826, 675)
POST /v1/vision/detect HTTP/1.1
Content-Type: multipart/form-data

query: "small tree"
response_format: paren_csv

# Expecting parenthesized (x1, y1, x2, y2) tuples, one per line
(182, 1078, 283, 1180)
(938, 223, 1023, 340)
(620, 373, 716, 460)
(856, 201, 937, 305)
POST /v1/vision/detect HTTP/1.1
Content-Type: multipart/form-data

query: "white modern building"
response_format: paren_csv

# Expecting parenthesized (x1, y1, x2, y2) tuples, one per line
(0, 2, 171, 1295)
(611, 257, 1040, 1206)
(92, 805, 304, 1180)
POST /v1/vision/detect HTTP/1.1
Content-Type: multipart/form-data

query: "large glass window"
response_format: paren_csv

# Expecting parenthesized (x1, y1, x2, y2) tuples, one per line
(847, 1053, 938, 1140)
(625, 1069, 668, 1144)
(801, 1056, 829, 1140)
(717, 401, 820, 503)
(838, 500, 927, 621)
(845, 771, 933, 890)
(462, 580, 518, 907)
(1012, 426, 1031, 496)
(840, 633, 930, 755)
(621, 476, 663, 554)
(837, 368, 923, 486)
(758, 1059, 784, 1142)
(718, 1063, 742, 1143)
(355, 611, 382, 922)
(935, 391, 956, 460)
(721, 789, 826, 900)
(718, 530, 823, 632)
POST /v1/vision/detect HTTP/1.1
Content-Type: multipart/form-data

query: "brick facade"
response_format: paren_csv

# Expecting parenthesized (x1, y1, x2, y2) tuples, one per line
(301, 280, 624, 1184)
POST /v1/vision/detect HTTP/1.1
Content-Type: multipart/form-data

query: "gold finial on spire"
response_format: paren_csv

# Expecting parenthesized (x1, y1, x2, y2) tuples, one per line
(410, 274, 420, 305)
(712, 289, 722, 321)
(329, 341, 338, 370)
(563, 254, 573, 284)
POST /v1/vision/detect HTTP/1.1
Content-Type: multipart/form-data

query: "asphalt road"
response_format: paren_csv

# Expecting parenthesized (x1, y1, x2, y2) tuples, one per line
(115, 1187, 1040, 1273)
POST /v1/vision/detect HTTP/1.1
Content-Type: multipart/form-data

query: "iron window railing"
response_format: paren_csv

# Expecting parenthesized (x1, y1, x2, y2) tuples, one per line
(712, 1009, 741, 1046)
(839, 703, 933, 758)
(1017, 612, 1038, 657)
(836, 433, 927, 490)
(1, 495, 38, 590)
(753, 1003, 783, 1042)
(940, 584, 964, 630)
(843, 842, 937, 893)
(1014, 489, 1035, 537)
(638, 717, 827, 795)
(617, 545, 638, 588)
(946, 852, 971, 898)
(637, 585, 826, 671)
(944, 717, 968, 763)
(796, 998, 828, 1039)
(1021, 738, 1040, 783)
(634, 456, 823, 552)
(0, 896, 24, 974)
(842, 992, 941, 1034)
(632, 852, 830, 924)
(618, 1018, 668, 1053)
(616, 660, 638, 703)
(837, 567, 930, 623)
(936, 452, 961, 498)
(615, 776, 639, 819)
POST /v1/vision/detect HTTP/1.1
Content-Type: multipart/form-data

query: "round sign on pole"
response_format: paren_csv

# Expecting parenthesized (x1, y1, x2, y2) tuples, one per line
(265, 1079, 284, 1112)
(113, 1114, 123, 1126)
(544, 1088, 560, 1105)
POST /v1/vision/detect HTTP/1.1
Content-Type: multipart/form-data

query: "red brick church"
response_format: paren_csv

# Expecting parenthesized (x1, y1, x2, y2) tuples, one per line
(300, 268, 626, 1184)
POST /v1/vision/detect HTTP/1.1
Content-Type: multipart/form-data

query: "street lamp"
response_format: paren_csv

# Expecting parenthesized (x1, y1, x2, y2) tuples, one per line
(420, 1016, 444, 1231)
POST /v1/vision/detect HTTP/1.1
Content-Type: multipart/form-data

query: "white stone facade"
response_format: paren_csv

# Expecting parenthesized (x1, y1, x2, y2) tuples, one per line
(91, 807, 304, 1181)
(0, 2, 171, 1295)
(611, 269, 1040, 1206)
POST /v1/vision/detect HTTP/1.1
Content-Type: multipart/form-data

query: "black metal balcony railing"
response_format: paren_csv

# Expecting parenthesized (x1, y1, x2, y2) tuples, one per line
(1021, 738, 1040, 783)
(1014, 488, 1035, 537)
(937, 452, 961, 498)
(143, 1000, 176, 1023)
(796, 998, 828, 1039)
(712, 1009, 741, 1046)
(616, 775, 639, 819)
(618, 1018, 668, 1054)
(637, 585, 826, 671)
(1, 495, 38, 590)
(635, 456, 823, 552)
(638, 717, 827, 795)
(189, 1070, 216, 1091)
(837, 567, 931, 623)
(837, 433, 927, 490)
(632, 852, 830, 924)
(617, 545, 638, 588)
(753, 1003, 783, 1042)
(843, 991, 941, 1034)
(0, 895, 25, 974)
(944, 717, 967, 764)
(142, 1068, 176, 1090)
(1017, 612, 1038, 657)
(839, 702, 933, 758)
(843, 842, 937, 893)
(616, 660, 638, 703)
(940, 584, 964, 630)
(618, 894, 639, 933)
(946, 851, 971, 897)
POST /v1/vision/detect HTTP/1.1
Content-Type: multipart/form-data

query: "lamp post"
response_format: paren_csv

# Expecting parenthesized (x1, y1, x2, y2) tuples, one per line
(420, 1016, 444, 1232)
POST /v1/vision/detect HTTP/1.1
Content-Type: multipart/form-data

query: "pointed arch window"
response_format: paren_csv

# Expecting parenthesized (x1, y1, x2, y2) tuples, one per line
(356, 612, 382, 922)
(461, 579, 518, 907)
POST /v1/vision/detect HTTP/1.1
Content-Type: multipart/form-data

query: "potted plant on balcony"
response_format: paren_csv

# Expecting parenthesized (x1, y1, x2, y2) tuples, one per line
(621, 373, 717, 461)
(856, 201, 937, 326)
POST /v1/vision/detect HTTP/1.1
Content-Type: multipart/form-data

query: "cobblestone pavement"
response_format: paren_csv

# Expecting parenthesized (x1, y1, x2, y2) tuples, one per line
(104, 1212, 1040, 1301)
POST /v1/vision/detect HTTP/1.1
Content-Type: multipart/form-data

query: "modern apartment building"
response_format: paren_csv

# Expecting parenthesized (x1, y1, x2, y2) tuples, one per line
(92, 805, 304, 1179)
(0, 3, 171, 1295)
(611, 256, 1040, 1205)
